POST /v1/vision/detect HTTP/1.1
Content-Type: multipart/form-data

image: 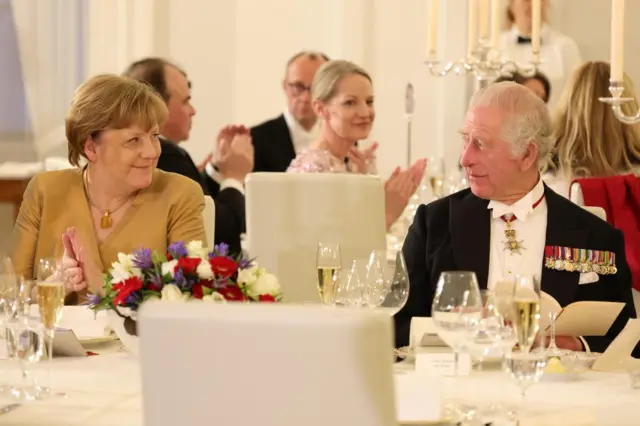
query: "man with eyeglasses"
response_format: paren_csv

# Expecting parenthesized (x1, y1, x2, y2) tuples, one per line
(250, 51, 329, 173)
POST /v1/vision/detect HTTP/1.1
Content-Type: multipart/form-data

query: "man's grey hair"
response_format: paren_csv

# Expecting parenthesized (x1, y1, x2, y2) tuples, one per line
(468, 81, 553, 166)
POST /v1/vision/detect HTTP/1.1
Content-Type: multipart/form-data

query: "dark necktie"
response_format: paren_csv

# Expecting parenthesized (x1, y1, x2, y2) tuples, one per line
(517, 36, 532, 44)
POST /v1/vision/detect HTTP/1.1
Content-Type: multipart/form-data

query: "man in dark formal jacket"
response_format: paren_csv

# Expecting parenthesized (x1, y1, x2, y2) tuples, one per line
(396, 82, 638, 358)
(251, 51, 329, 172)
(123, 58, 252, 255)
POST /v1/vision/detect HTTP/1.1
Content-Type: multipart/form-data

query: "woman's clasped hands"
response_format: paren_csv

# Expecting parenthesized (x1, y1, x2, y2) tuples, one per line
(384, 158, 427, 230)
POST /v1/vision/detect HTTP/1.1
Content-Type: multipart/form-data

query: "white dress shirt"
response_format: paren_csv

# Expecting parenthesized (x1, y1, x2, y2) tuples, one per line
(487, 177, 547, 290)
(500, 24, 582, 109)
(204, 163, 245, 195)
(283, 109, 321, 154)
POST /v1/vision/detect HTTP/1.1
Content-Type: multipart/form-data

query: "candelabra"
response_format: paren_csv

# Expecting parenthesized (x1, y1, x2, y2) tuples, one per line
(599, 82, 640, 125)
(425, 39, 541, 90)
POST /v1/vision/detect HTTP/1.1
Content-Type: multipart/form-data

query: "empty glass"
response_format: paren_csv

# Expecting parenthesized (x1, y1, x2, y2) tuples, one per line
(6, 319, 45, 401)
(316, 243, 342, 305)
(334, 260, 364, 307)
(371, 251, 410, 316)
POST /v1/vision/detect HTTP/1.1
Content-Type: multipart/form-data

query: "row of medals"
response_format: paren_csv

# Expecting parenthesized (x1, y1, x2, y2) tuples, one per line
(544, 256, 617, 275)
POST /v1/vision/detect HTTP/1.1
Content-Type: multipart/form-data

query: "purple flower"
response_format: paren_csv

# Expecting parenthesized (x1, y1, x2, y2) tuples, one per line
(238, 256, 254, 270)
(168, 241, 188, 259)
(149, 272, 164, 288)
(133, 247, 153, 269)
(173, 269, 191, 291)
(213, 243, 229, 257)
(125, 291, 141, 306)
(86, 293, 102, 306)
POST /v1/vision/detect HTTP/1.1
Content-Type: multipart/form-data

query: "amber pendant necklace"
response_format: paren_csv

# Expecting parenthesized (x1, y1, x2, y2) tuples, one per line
(82, 169, 134, 229)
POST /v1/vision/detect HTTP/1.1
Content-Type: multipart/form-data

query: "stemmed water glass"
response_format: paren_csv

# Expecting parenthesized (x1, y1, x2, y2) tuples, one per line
(6, 319, 45, 401)
(36, 257, 66, 398)
(367, 250, 409, 316)
(316, 243, 342, 305)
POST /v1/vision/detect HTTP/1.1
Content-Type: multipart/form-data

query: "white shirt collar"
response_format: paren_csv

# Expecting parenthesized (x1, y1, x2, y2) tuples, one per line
(283, 108, 320, 135)
(487, 176, 545, 221)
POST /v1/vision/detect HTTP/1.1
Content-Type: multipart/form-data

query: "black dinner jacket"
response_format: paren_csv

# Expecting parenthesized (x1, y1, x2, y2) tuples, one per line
(396, 184, 639, 357)
(250, 115, 296, 173)
(156, 138, 245, 255)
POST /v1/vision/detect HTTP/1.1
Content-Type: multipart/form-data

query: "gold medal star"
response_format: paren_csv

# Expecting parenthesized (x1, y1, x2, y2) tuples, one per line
(503, 239, 525, 255)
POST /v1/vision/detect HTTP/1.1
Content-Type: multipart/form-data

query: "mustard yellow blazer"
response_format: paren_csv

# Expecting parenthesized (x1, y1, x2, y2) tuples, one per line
(11, 168, 207, 292)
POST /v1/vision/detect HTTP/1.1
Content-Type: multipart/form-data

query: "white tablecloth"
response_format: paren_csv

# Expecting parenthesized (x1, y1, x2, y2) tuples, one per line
(1, 342, 639, 425)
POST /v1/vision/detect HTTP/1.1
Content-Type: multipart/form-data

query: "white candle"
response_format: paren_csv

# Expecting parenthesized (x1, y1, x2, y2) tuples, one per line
(611, 0, 625, 82)
(531, 0, 542, 62)
(428, 0, 439, 56)
(468, 0, 478, 56)
(490, 0, 501, 50)
(479, 0, 490, 39)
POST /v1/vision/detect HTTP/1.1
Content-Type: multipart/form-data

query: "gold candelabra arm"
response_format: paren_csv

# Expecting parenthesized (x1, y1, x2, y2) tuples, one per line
(599, 82, 640, 125)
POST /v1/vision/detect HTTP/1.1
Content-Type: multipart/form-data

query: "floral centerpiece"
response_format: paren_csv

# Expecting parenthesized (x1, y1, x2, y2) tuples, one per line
(89, 241, 280, 353)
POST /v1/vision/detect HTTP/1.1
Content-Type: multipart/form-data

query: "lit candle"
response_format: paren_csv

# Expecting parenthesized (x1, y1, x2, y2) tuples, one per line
(611, 0, 625, 82)
(428, 0, 439, 57)
(490, 0, 501, 50)
(531, 0, 542, 62)
(468, 0, 478, 56)
(479, 0, 490, 39)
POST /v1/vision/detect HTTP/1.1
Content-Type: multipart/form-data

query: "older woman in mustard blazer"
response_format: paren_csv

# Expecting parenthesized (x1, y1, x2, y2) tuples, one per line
(11, 74, 207, 302)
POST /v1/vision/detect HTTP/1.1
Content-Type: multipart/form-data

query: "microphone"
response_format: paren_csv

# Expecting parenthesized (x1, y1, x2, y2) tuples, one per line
(404, 82, 415, 116)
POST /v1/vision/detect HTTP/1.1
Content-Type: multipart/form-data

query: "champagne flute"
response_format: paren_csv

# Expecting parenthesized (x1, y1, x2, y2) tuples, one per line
(316, 243, 341, 305)
(36, 257, 66, 398)
(0, 257, 18, 395)
(512, 275, 541, 353)
(504, 343, 548, 418)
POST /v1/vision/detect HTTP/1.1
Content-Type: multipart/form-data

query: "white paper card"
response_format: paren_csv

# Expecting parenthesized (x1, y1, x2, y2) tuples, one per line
(30, 305, 110, 339)
(394, 373, 442, 423)
(415, 350, 472, 376)
(49, 330, 87, 358)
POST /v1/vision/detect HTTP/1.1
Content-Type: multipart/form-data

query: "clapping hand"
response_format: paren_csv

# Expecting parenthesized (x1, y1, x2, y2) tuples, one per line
(61, 227, 88, 293)
(215, 124, 254, 182)
(383, 159, 427, 230)
(347, 142, 379, 174)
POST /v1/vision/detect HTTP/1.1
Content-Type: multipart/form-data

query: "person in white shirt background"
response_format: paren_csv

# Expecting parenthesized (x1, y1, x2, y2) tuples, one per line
(500, 0, 582, 110)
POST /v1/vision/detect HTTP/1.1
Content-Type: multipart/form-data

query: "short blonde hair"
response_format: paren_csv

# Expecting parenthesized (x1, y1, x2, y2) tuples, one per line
(65, 74, 168, 166)
(550, 61, 640, 179)
(311, 60, 371, 103)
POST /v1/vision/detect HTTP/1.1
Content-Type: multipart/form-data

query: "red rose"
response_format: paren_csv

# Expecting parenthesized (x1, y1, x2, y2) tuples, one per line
(198, 279, 213, 289)
(175, 257, 201, 275)
(192, 283, 204, 299)
(112, 277, 143, 306)
(209, 256, 239, 279)
(219, 286, 246, 301)
(258, 294, 276, 303)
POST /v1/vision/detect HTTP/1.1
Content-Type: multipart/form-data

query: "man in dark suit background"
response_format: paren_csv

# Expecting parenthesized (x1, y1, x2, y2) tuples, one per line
(396, 82, 638, 357)
(123, 58, 252, 255)
(251, 51, 329, 172)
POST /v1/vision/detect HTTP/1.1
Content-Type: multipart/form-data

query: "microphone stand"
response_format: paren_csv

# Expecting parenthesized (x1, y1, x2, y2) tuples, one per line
(404, 82, 415, 168)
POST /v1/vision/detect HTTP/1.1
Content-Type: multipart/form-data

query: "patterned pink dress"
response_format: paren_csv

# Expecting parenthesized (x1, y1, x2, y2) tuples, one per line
(287, 147, 377, 175)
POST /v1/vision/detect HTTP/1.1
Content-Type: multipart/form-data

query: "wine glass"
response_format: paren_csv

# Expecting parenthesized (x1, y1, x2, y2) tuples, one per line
(512, 275, 541, 353)
(6, 318, 45, 401)
(362, 254, 387, 308)
(431, 271, 483, 374)
(316, 243, 341, 305)
(504, 347, 548, 417)
(0, 258, 18, 324)
(369, 250, 409, 316)
(334, 260, 364, 307)
(36, 257, 66, 398)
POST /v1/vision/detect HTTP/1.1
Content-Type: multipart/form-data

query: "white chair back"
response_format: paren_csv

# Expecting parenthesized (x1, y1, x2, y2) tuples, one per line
(138, 302, 397, 426)
(246, 173, 387, 303)
(202, 196, 215, 248)
(582, 206, 607, 221)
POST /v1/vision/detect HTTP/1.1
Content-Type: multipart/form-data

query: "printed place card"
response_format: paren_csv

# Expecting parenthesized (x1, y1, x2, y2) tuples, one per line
(394, 373, 442, 423)
(415, 350, 472, 376)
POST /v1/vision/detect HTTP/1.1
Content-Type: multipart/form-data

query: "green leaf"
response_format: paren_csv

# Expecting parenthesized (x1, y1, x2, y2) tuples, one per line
(202, 286, 213, 296)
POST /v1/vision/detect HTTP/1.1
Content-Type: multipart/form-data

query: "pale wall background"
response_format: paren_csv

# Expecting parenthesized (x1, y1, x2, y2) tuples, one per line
(2, 0, 640, 255)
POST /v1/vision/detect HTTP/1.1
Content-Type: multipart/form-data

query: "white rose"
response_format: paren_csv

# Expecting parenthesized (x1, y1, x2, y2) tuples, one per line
(196, 260, 213, 280)
(161, 284, 188, 301)
(161, 259, 178, 278)
(145, 295, 160, 302)
(237, 268, 258, 286)
(202, 292, 227, 303)
(110, 253, 142, 283)
(250, 273, 280, 295)
(186, 240, 208, 258)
